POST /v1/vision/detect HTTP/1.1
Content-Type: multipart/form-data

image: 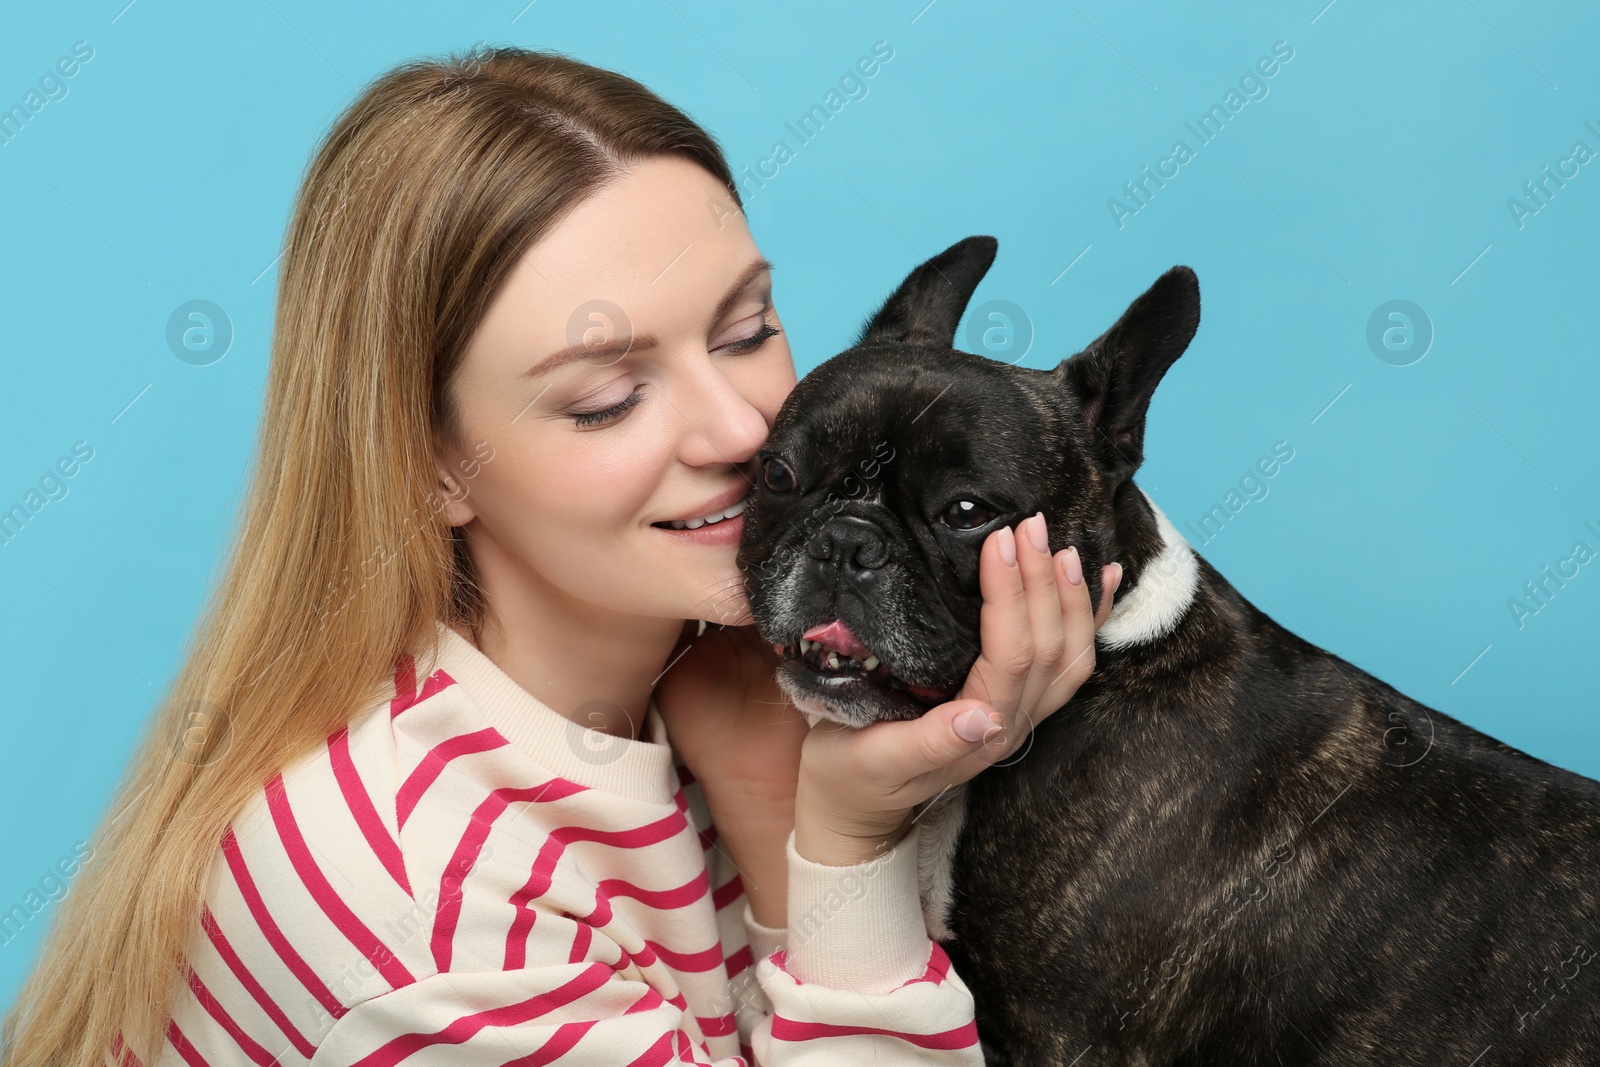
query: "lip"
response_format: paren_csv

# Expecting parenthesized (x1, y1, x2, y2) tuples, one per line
(772, 638, 956, 707)
(654, 482, 752, 527)
(653, 510, 744, 546)
(784, 658, 950, 714)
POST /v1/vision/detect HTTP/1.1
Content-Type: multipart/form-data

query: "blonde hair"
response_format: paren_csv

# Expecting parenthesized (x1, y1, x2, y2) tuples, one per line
(1, 44, 741, 1067)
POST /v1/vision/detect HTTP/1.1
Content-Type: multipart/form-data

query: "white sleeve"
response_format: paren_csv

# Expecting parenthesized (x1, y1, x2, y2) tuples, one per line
(748, 823, 983, 1065)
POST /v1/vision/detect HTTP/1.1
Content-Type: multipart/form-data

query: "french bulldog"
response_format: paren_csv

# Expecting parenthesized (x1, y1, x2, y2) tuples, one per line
(736, 235, 1600, 1065)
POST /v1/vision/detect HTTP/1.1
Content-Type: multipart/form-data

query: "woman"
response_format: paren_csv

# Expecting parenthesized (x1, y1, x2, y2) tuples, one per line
(1, 46, 1120, 1066)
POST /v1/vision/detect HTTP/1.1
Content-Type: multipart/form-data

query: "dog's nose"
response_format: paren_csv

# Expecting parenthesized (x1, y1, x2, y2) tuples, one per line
(807, 515, 891, 575)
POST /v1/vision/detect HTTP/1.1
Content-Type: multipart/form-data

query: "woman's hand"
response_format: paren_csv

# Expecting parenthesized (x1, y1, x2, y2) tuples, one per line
(654, 619, 808, 927)
(794, 512, 1122, 866)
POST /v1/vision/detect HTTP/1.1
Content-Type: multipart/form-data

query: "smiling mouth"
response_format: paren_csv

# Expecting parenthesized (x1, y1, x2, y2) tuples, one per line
(770, 619, 955, 706)
(651, 496, 748, 530)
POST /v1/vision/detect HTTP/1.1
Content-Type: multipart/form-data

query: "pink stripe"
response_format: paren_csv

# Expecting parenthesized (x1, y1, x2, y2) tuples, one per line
(596, 869, 709, 910)
(220, 827, 345, 1020)
(111, 1031, 144, 1067)
(429, 779, 589, 971)
(510, 809, 692, 901)
(678, 1029, 720, 1064)
(428, 846, 482, 973)
(265, 774, 416, 989)
(769, 1015, 980, 1051)
(711, 874, 743, 911)
(389, 653, 417, 715)
(723, 945, 752, 978)
(622, 1033, 675, 1067)
(396, 726, 508, 829)
(502, 1020, 596, 1065)
(502, 810, 690, 968)
(392, 666, 455, 719)
(327, 726, 412, 896)
(200, 906, 316, 1058)
(351, 962, 612, 1067)
(504, 837, 563, 969)
(697, 1012, 737, 1037)
(624, 988, 666, 1015)
(164, 1021, 210, 1067)
(578, 891, 615, 928)
(568, 919, 593, 965)
(643, 939, 723, 974)
(185, 968, 279, 1067)
(902, 942, 953, 986)
(555, 810, 689, 849)
(576, 871, 712, 930)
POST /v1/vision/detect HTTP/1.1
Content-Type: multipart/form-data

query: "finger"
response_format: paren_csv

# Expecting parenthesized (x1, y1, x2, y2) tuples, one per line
(1032, 545, 1101, 716)
(1012, 512, 1067, 726)
(830, 697, 1000, 796)
(968, 522, 1032, 710)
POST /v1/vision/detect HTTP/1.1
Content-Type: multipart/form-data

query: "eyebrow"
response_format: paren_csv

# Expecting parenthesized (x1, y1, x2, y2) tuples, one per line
(519, 257, 776, 381)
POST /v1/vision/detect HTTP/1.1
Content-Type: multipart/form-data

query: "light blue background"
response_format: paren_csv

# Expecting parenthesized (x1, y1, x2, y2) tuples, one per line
(2, 0, 1596, 1009)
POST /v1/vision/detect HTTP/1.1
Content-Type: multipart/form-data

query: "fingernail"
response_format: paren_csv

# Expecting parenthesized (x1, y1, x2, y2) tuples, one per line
(1060, 545, 1083, 585)
(997, 525, 1017, 567)
(1108, 562, 1124, 594)
(954, 705, 1004, 743)
(1027, 512, 1049, 553)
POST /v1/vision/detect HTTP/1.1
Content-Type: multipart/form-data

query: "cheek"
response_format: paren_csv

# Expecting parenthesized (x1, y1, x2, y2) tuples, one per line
(737, 343, 799, 423)
(482, 437, 657, 541)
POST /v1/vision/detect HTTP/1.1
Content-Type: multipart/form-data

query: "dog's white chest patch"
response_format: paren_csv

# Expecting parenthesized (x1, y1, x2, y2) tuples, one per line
(915, 782, 968, 942)
(1095, 489, 1199, 651)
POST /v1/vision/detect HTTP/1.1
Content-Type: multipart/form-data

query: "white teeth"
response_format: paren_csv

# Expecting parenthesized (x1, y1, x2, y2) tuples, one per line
(665, 496, 748, 530)
(797, 639, 882, 673)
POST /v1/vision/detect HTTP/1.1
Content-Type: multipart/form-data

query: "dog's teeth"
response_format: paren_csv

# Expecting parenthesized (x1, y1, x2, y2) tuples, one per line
(826, 651, 839, 669)
(800, 638, 813, 653)
(862, 655, 879, 670)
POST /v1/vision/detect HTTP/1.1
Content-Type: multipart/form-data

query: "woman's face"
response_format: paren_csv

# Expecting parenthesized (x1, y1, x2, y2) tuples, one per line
(436, 156, 796, 628)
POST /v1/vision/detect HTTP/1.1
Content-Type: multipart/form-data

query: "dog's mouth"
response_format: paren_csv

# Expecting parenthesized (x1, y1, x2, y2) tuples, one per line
(771, 619, 956, 709)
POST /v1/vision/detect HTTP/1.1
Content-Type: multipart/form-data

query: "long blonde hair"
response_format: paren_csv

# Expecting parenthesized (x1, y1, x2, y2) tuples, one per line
(1, 45, 742, 1067)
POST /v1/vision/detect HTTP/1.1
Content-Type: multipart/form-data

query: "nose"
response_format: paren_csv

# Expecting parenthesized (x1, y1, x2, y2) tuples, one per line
(806, 515, 891, 580)
(673, 354, 771, 468)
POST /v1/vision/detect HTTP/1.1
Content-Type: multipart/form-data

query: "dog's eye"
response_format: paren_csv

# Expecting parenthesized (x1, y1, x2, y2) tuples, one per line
(939, 499, 997, 530)
(761, 456, 797, 493)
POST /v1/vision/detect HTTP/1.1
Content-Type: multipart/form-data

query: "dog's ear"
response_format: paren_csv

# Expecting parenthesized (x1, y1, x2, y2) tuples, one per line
(1055, 265, 1200, 479)
(856, 235, 998, 348)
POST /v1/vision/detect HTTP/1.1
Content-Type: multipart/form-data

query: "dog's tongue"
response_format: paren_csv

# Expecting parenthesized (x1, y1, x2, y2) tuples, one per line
(801, 619, 872, 661)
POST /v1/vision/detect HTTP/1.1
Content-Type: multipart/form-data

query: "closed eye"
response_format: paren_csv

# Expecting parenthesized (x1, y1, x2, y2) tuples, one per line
(569, 321, 782, 427)
(719, 321, 781, 354)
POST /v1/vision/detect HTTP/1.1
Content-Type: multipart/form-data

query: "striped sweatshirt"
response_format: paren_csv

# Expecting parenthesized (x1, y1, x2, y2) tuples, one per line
(119, 619, 983, 1065)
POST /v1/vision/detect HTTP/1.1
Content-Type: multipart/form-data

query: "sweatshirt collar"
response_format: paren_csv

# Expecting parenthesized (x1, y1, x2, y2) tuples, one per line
(419, 618, 679, 806)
